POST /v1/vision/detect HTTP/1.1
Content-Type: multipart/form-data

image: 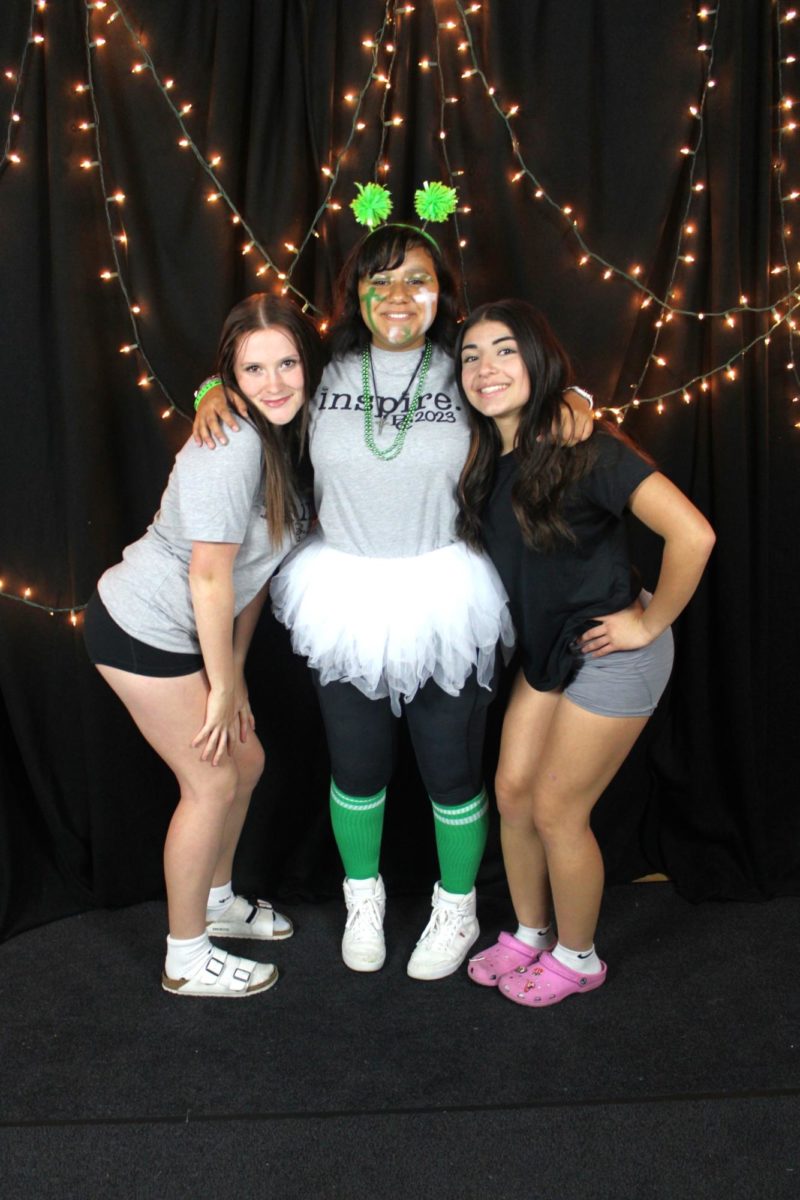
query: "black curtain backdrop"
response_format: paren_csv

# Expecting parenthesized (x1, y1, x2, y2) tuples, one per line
(1, 0, 798, 942)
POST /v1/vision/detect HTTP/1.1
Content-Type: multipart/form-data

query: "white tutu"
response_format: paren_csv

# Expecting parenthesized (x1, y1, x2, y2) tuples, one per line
(271, 535, 515, 715)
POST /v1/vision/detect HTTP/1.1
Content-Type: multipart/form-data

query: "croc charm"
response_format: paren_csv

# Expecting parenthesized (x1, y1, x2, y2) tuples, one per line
(350, 179, 458, 250)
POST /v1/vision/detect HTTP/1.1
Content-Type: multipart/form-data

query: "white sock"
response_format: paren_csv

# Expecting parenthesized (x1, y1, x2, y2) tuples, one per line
(165, 932, 214, 981)
(347, 876, 379, 893)
(514, 921, 554, 950)
(437, 884, 473, 903)
(552, 940, 603, 975)
(206, 881, 235, 918)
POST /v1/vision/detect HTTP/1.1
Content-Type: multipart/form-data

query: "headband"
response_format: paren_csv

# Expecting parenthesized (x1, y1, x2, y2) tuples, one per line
(350, 181, 458, 252)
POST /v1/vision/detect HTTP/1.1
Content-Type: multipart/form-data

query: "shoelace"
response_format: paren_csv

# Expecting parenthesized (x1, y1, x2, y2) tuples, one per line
(345, 894, 383, 939)
(417, 901, 466, 949)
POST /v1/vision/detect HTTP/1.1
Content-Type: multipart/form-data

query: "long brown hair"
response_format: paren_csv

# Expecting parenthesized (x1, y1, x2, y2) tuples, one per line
(455, 299, 598, 553)
(215, 294, 323, 544)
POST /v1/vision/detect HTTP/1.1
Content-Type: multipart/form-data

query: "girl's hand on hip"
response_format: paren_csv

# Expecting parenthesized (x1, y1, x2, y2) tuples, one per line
(577, 598, 652, 657)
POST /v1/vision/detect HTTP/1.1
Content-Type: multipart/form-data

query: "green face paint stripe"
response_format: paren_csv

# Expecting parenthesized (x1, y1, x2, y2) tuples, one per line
(361, 279, 436, 346)
(361, 285, 382, 335)
(360, 283, 417, 344)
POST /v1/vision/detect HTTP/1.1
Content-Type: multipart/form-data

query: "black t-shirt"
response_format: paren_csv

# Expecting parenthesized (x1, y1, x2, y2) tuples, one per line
(482, 428, 656, 691)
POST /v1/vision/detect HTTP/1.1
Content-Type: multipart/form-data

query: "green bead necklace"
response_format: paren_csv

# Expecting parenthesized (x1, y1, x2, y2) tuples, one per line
(360, 339, 433, 461)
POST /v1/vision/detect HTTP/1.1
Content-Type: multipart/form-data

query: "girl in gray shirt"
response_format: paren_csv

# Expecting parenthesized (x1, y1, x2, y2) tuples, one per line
(84, 295, 322, 999)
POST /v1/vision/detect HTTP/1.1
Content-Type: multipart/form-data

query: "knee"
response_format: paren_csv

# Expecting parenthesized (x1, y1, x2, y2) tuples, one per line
(237, 739, 266, 791)
(528, 796, 559, 842)
(331, 761, 389, 797)
(529, 792, 589, 845)
(494, 770, 532, 824)
(184, 764, 239, 809)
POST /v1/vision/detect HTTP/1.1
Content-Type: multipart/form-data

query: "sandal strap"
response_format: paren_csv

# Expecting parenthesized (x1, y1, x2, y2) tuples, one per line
(197, 950, 254, 991)
(245, 899, 274, 932)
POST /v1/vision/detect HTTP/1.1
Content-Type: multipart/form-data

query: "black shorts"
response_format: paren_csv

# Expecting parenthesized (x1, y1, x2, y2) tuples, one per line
(83, 591, 204, 678)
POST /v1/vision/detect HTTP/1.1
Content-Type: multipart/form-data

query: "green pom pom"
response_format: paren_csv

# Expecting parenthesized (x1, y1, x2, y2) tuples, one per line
(414, 181, 458, 223)
(351, 182, 393, 228)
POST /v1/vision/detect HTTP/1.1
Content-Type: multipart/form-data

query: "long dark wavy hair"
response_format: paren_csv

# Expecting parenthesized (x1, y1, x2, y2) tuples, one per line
(215, 294, 323, 544)
(455, 298, 600, 553)
(327, 224, 461, 358)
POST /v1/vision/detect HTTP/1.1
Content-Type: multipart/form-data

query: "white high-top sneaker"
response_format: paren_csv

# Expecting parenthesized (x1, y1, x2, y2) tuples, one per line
(406, 882, 479, 980)
(342, 875, 387, 972)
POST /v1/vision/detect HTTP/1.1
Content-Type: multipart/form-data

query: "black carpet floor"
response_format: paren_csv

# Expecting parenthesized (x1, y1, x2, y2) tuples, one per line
(1, 883, 798, 1199)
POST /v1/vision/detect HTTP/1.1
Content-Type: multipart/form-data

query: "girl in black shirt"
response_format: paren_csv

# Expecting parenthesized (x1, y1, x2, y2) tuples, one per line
(454, 299, 715, 1007)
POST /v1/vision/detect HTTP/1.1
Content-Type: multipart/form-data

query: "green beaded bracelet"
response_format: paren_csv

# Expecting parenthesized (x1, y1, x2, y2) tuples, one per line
(193, 376, 222, 411)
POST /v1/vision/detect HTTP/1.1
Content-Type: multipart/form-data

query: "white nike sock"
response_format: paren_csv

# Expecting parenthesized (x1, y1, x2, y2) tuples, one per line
(514, 921, 555, 950)
(206, 881, 235, 919)
(552, 941, 603, 975)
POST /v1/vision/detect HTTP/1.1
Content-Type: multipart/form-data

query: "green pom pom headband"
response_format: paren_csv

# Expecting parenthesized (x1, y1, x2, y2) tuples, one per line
(350, 180, 458, 251)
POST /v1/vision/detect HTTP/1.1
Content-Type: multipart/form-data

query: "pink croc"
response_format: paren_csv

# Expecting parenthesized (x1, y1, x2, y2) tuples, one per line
(498, 950, 607, 1007)
(468, 931, 552, 987)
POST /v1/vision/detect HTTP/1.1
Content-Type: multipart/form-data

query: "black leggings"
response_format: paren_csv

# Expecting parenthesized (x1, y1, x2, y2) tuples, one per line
(313, 666, 496, 807)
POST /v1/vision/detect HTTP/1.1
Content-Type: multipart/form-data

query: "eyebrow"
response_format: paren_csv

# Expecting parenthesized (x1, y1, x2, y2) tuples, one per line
(461, 335, 516, 350)
(370, 267, 433, 277)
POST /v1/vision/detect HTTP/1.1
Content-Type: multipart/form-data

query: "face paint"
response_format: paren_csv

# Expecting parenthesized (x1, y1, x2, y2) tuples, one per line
(358, 247, 441, 352)
(412, 287, 437, 335)
(386, 323, 414, 344)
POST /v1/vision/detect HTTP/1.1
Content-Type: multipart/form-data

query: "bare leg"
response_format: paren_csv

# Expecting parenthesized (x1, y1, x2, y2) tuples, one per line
(495, 671, 649, 950)
(528, 696, 648, 950)
(212, 735, 265, 887)
(96, 664, 262, 939)
(494, 672, 561, 928)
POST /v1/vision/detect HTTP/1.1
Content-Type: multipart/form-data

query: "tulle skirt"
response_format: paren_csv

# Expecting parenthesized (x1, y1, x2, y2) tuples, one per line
(270, 535, 514, 716)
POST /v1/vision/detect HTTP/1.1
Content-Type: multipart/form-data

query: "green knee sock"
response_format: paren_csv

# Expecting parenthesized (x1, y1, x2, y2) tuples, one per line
(431, 789, 489, 894)
(329, 779, 386, 880)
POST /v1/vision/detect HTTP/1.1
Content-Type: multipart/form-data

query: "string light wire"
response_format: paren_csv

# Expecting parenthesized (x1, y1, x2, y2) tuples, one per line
(100, 0, 319, 312)
(630, 4, 721, 403)
(82, 1, 182, 417)
(452, 0, 797, 324)
(433, 12, 470, 309)
(775, 0, 800, 408)
(286, 1, 396, 281)
(1, 0, 38, 172)
(3, 1, 798, 616)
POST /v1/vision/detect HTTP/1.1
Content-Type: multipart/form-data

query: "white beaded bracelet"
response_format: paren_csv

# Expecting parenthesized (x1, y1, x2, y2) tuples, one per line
(564, 385, 594, 408)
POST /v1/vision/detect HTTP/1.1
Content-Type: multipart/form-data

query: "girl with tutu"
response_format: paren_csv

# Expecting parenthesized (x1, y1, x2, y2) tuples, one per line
(455, 299, 715, 1005)
(193, 217, 593, 980)
(84, 295, 323, 998)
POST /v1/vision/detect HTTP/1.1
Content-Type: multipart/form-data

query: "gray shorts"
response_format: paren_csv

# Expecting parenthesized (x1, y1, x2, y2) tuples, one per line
(564, 625, 674, 718)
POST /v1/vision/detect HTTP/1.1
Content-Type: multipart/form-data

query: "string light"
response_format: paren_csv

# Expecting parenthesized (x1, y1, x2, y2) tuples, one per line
(4, 0, 800, 622)
(448, 1, 771, 324)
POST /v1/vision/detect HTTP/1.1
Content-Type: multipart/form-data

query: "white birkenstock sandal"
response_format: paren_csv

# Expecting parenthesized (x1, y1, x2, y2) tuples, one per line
(206, 896, 294, 940)
(161, 948, 278, 998)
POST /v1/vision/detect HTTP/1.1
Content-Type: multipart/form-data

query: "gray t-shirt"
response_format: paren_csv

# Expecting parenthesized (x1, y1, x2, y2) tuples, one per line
(310, 343, 468, 557)
(99, 421, 299, 654)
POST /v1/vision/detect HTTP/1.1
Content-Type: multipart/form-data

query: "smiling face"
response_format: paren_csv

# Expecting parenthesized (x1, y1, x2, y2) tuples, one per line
(458, 319, 531, 449)
(233, 326, 305, 425)
(358, 245, 440, 351)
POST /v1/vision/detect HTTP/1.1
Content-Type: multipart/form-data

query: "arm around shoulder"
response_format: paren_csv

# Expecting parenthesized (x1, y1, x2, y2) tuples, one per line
(558, 387, 595, 444)
(192, 381, 248, 449)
